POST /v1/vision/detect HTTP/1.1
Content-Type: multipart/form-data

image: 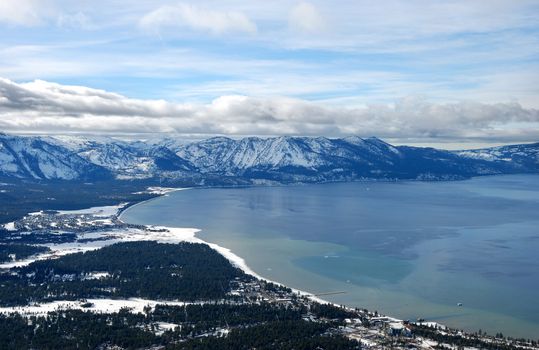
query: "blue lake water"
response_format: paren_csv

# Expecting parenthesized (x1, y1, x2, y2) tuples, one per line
(121, 175, 539, 338)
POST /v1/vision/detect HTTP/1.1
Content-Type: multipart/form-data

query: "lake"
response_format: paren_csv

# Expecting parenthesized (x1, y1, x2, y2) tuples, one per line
(121, 175, 539, 338)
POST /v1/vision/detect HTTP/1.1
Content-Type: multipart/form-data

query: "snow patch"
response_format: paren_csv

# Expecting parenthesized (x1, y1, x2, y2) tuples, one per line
(82, 272, 110, 280)
(135, 187, 188, 195)
(0, 298, 188, 316)
(154, 322, 180, 335)
(2, 222, 16, 231)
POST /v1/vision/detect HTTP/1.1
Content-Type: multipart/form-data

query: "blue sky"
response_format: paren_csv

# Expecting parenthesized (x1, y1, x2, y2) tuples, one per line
(0, 0, 538, 147)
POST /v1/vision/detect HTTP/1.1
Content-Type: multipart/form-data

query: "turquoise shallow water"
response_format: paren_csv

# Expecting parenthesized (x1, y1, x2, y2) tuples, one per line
(121, 175, 539, 338)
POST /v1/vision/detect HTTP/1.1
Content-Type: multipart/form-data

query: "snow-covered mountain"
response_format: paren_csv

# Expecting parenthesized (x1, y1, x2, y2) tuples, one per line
(170, 136, 537, 181)
(0, 133, 537, 182)
(0, 133, 110, 181)
(455, 142, 539, 172)
(0, 134, 198, 181)
(170, 136, 401, 180)
(51, 136, 197, 180)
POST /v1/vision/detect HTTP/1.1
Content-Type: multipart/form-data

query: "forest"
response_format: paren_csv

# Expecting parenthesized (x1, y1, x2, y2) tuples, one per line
(0, 241, 362, 349)
(0, 310, 361, 349)
(0, 243, 50, 263)
(0, 241, 249, 305)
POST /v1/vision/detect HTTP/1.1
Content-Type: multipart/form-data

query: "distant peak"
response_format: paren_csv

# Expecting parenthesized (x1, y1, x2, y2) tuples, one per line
(364, 136, 392, 146)
(341, 135, 365, 145)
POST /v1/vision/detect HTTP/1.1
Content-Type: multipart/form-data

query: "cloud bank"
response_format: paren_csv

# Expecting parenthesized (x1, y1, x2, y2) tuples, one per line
(0, 0, 537, 116)
(1, 78, 538, 144)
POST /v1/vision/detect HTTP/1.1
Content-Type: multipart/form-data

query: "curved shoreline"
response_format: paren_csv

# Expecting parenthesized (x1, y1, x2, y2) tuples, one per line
(118, 180, 539, 339)
(118, 189, 403, 317)
(7, 181, 534, 339)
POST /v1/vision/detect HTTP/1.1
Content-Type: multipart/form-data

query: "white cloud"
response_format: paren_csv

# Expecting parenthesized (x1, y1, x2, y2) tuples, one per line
(288, 2, 326, 33)
(0, 0, 48, 26)
(0, 0, 97, 30)
(1, 78, 537, 144)
(0, 1, 537, 113)
(139, 3, 257, 35)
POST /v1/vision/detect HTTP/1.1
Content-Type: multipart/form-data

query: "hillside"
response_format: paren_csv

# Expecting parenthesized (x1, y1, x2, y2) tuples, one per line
(1, 133, 537, 183)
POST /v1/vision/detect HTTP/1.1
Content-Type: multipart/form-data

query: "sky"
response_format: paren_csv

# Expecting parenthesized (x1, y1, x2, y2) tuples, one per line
(0, 0, 538, 148)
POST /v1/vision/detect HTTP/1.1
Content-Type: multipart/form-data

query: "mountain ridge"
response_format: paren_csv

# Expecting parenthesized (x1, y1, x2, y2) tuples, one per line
(0, 133, 537, 183)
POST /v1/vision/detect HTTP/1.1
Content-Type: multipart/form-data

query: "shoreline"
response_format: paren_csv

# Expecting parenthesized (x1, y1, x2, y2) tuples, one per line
(119, 191, 334, 306)
(3, 188, 536, 349)
(118, 182, 539, 339)
(5, 183, 534, 339)
(118, 188, 401, 318)
(117, 187, 191, 216)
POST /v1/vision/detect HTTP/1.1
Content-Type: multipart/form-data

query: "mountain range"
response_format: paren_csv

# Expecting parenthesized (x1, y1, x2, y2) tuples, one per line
(0, 133, 537, 184)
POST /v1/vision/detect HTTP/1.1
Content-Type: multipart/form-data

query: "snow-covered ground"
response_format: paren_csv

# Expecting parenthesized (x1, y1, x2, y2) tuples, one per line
(23, 203, 127, 218)
(56, 203, 129, 217)
(135, 187, 188, 195)
(0, 298, 189, 316)
(0, 226, 200, 269)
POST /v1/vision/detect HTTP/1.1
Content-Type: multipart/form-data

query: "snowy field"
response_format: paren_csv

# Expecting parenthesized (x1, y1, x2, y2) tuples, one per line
(56, 203, 129, 217)
(0, 298, 189, 316)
